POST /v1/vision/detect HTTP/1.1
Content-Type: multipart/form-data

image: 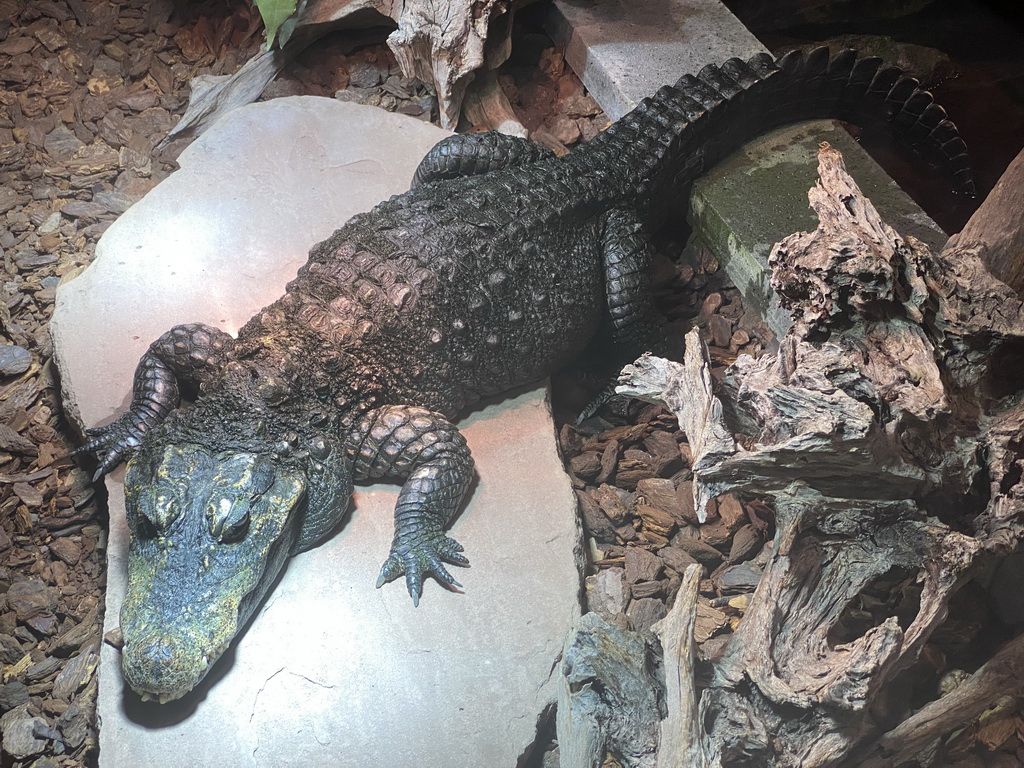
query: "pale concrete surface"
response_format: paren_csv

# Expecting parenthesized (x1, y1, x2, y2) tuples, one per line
(51, 97, 583, 766)
(547, 0, 765, 121)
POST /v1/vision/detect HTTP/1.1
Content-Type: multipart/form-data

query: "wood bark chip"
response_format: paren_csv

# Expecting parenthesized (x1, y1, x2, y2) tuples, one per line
(618, 144, 1024, 766)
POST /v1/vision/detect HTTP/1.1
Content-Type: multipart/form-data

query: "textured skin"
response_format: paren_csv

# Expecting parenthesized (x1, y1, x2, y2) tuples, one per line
(77, 48, 973, 700)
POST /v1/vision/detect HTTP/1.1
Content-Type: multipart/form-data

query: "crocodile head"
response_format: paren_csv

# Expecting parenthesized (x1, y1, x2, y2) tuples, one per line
(120, 444, 306, 702)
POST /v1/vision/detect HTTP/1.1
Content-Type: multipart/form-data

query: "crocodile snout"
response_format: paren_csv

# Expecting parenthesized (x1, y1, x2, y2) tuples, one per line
(122, 633, 214, 704)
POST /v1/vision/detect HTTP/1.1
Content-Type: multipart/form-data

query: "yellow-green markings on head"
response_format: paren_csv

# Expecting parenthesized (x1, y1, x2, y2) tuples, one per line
(120, 445, 306, 702)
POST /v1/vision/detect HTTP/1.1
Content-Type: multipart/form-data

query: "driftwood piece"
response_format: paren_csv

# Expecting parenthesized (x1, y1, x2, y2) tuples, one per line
(651, 564, 706, 768)
(166, 0, 520, 145)
(461, 68, 529, 137)
(854, 631, 1024, 766)
(556, 612, 666, 768)
(618, 144, 1024, 766)
(948, 147, 1024, 293)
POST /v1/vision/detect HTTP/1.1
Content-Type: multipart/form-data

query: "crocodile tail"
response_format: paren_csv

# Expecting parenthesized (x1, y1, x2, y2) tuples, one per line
(593, 46, 974, 201)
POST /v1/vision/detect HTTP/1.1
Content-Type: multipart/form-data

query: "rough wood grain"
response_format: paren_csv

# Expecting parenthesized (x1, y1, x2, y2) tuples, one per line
(948, 147, 1024, 293)
(852, 631, 1024, 766)
(622, 144, 1024, 766)
(651, 564, 706, 768)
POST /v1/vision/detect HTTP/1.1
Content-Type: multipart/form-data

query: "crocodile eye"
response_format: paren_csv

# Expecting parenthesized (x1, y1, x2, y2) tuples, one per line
(136, 494, 175, 538)
(210, 497, 251, 543)
(137, 513, 158, 539)
(220, 509, 250, 543)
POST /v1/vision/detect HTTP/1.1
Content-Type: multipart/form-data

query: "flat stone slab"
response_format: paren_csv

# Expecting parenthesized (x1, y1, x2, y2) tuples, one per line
(51, 97, 582, 766)
(547, 0, 766, 121)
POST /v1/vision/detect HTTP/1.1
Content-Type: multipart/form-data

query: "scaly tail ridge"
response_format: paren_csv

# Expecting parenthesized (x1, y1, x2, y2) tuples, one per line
(586, 46, 975, 205)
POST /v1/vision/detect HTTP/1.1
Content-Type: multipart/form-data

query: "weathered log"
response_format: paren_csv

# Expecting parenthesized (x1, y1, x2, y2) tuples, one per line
(617, 144, 1024, 766)
(948, 147, 1024, 293)
(556, 612, 665, 768)
(852, 631, 1024, 766)
(651, 564, 706, 768)
(461, 68, 529, 137)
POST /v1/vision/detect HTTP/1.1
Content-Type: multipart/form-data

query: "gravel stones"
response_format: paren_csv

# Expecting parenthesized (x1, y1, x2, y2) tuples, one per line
(0, 705, 49, 759)
(7, 578, 57, 621)
(0, 345, 32, 376)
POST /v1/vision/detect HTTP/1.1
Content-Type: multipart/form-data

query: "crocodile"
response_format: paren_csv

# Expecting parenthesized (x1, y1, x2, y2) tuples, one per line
(78, 47, 973, 702)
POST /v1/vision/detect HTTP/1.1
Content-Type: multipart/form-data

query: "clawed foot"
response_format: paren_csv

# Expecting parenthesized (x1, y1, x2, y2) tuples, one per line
(71, 414, 146, 480)
(376, 533, 470, 607)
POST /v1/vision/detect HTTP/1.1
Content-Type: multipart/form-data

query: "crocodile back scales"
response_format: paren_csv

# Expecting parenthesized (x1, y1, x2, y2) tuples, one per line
(231, 49, 972, 419)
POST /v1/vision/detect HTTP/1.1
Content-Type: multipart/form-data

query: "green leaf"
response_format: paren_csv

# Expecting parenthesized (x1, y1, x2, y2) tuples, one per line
(255, 0, 298, 50)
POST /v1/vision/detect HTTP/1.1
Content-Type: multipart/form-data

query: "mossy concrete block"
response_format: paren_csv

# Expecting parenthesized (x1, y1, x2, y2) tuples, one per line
(690, 120, 947, 336)
(547, 0, 767, 121)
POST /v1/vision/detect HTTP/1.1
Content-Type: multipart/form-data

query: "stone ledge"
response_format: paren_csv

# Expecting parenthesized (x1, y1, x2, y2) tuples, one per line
(51, 96, 583, 767)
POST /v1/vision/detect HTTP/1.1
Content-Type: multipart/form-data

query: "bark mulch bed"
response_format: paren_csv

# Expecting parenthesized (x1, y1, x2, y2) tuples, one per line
(0, 1, 1021, 766)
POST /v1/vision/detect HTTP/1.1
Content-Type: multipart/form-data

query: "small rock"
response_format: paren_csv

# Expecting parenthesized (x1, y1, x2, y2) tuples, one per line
(624, 546, 663, 583)
(569, 452, 601, 481)
(25, 655, 62, 682)
(26, 613, 60, 636)
(13, 482, 43, 506)
(52, 650, 98, 700)
(48, 537, 81, 565)
(57, 702, 88, 750)
(670, 535, 724, 568)
(43, 124, 84, 161)
(631, 580, 665, 599)
(694, 602, 728, 643)
(334, 86, 377, 104)
(0, 704, 49, 759)
(586, 568, 627, 620)
(0, 346, 32, 376)
(15, 252, 58, 270)
(708, 314, 732, 348)
(38, 211, 61, 234)
(7, 578, 56, 621)
(59, 200, 105, 218)
(0, 634, 24, 665)
(626, 597, 667, 632)
(0, 186, 21, 214)
(727, 524, 762, 563)
(658, 546, 699, 574)
(547, 115, 581, 146)
(94, 190, 136, 214)
(713, 561, 763, 593)
(715, 494, 747, 532)
(576, 490, 617, 543)
(562, 92, 601, 118)
(591, 483, 632, 523)
(0, 681, 30, 712)
(347, 61, 384, 89)
(699, 519, 732, 550)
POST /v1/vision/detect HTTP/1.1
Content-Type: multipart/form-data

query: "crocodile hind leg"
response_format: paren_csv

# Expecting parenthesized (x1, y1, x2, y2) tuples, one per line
(411, 132, 554, 188)
(75, 323, 234, 478)
(580, 210, 664, 421)
(349, 404, 474, 606)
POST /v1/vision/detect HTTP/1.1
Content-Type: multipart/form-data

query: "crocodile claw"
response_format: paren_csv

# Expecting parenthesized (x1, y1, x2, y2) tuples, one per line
(71, 414, 146, 480)
(376, 534, 470, 606)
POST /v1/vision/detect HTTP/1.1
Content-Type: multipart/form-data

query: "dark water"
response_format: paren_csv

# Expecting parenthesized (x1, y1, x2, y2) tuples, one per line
(744, 0, 1024, 234)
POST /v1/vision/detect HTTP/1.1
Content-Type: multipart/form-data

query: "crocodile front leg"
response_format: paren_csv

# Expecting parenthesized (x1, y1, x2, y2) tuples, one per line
(75, 323, 234, 478)
(349, 405, 473, 605)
